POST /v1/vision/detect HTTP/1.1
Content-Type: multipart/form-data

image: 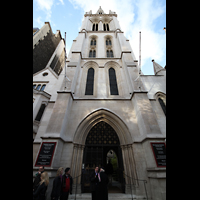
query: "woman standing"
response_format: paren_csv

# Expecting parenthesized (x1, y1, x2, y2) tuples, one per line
(51, 167, 64, 200)
(33, 171, 49, 200)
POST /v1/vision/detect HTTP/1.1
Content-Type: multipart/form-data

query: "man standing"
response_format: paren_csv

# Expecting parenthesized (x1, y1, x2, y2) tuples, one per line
(98, 167, 109, 200)
(33, 166, 45, 191)
(90, 166, 100, 200)
(60, 167, 73, 200)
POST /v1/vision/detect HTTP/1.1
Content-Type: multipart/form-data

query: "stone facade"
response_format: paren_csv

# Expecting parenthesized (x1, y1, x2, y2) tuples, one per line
(33, 22, 63, 74)
(33, 7, 166, 200)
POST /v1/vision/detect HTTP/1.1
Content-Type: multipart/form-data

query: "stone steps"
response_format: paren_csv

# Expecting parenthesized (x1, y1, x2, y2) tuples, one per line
(68, 193, 147, 199)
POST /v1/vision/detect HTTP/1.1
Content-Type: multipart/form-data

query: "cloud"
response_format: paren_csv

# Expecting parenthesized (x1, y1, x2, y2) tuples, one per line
(35, 0, 54, 11)
(58, 0, 64, 5)
(128, 0, 166, 71)
(35, 16, 43, 27)
(35, 0, 55, 21)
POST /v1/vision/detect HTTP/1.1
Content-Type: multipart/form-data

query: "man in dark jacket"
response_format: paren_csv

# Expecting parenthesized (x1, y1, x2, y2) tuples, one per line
(51, 173, 62, 200)
(60, 168, 73, 200)
(90, 166, 100, 200)
(97, 167, 109, 200)
(33, 166, 45, 191)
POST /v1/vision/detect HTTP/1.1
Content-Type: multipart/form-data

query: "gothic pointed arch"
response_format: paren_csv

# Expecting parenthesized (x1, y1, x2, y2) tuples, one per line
(72, 108, 137, 188)
(73, 108, 132, 146)
(154, 92, 166, 116)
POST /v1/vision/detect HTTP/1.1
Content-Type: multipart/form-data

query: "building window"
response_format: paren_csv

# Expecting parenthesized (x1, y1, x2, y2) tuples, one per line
(89, 38, 97, 57)
(36, 84, 41, 90)
(105, 38, 113, 57)
(109, 68, 119, 95)
(35, 104, 46, 122)
(34, 84, 47, 91)
(91, 39, 96, 46)
(104, 23, 109, 31)
(89, 50, 92, 57)
(92, 24, 95, 31)
(93, 50, 96, 57)
(158, 98, 166, 116)
(107, 24, 109, 31)
(110, 50, 113, 57)
(89, 50, 96, 58)
(85, 68, 94, 95)
(107, 50, 114, 57)
(40, 84, 46, 91)
(92, 23, 98, 31)
(106, 39, 111, 46)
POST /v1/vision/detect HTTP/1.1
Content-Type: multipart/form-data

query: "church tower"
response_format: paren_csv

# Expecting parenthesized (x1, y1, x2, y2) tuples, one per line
(33, 7, 166, 200)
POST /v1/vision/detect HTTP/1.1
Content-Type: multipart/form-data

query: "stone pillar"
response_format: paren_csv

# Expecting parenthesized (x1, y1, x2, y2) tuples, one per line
(71, 144, 78, 179)
(71, 144, 84, 194)
(98, 20, 103, 31)
(127, 145, 138, 186)
(77, 145, 85, 183)
(121, 145, 132, 193)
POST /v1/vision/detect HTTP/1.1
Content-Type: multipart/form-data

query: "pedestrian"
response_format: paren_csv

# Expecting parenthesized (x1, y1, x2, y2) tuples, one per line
(33, 166, 45, 192)
(105, 159, 114, 184)
(97, 167, 109, 200)
(60, 167, 73, 200)
(90, 166, 100, 200)
(33, 171, 49, 200)
(51, 167, 64, 200)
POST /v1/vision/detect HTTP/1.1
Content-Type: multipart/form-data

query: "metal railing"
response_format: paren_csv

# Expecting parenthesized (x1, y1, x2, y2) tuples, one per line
(121, 171, 148, 200)
(72, 173, 82, 200)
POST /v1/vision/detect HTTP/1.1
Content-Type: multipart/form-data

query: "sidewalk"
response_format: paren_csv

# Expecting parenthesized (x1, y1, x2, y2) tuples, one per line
(68, 193, 147, 199)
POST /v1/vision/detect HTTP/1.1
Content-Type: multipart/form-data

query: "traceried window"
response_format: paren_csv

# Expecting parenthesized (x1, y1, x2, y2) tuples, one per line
(103, 23, 109, 31)
(35, 104, 46, 122)
(92, 23, 98, 31)
(106, 50, 114, 57)
(89, 38, 97, 57)
(158, 97, 166, 116)
(89, 50, 96, 58)
(34, 84, 46, 91)
(91, 39, 96, 46)
(109, 68, 118, 95)
(85, 68, 95, 95)
(105, 38, 113, 57)
(36, 84, 41, 90)
(40, 84, 46, 91)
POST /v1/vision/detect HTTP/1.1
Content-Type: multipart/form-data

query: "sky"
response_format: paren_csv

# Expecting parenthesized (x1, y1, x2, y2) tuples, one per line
(33, 0, 166, 75)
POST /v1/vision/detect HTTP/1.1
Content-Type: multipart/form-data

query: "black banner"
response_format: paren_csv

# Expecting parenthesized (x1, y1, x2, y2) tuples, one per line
(151, 143, 166, 167)
(35, 142, 56, 167)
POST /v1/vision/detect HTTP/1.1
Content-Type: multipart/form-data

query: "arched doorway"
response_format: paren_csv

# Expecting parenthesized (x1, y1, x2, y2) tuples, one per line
(71, 108, 137, 194)
(81, 121, 125, 193)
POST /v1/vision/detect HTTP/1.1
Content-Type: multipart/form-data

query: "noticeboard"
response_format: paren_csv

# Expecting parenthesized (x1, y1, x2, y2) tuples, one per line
(35, 142, 56, 167)
(151, 142, 166, 167)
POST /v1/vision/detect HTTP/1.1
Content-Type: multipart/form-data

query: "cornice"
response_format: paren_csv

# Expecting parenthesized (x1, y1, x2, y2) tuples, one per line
(84, 13, 117, 17)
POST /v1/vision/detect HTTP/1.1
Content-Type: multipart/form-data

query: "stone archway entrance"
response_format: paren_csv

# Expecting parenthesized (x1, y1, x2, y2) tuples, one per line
(81, 121, 125, 193)
(71, 108, 138, 194)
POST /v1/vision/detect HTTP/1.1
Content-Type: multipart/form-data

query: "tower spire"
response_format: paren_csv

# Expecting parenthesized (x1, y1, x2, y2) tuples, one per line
(96, 6, 104, 14)
(152, 59, 165, 75)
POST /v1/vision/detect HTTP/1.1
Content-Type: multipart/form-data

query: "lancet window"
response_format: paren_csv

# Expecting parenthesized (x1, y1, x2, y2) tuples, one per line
(85, 68, 95, 95)
(106, 50, 113, 57)
(109, 68, 119, 95)
(104, 23, 109, 31)
(92, 23, 98, 31)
